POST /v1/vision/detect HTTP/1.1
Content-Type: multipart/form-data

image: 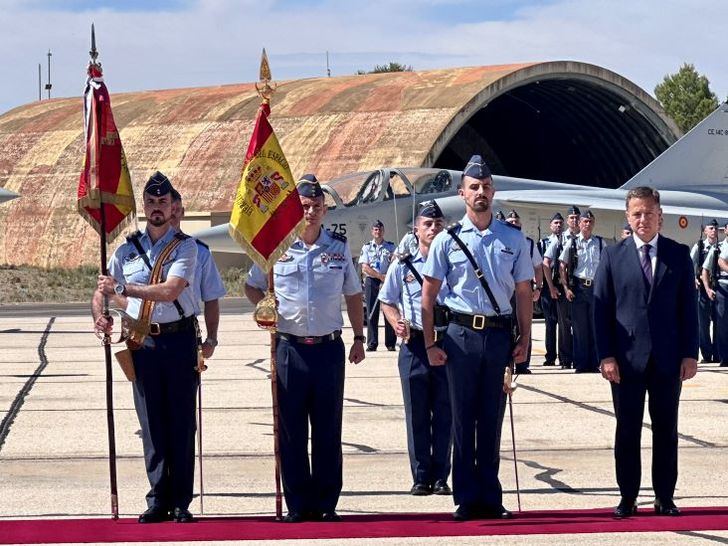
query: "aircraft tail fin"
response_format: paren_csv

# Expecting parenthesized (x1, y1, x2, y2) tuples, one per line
(619, 102, 728, 194)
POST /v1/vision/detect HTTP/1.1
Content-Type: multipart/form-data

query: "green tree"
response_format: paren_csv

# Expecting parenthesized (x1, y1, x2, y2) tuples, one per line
(357, 62, 413, 75)
(655, 63, 719, 133)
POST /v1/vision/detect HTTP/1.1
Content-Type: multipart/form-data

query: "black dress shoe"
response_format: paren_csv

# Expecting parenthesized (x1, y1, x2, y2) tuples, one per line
(138, 506, 170, 523)
(172, 507, 193, 523)
(410, 482, 432, 496)
(561, 363, 573, 369)
(654, 499, 681, 516)
(453, 505, 477, 521)
(613, 498, 637, 518)
(515, 366, 532, 374)
(482, 505, 512, 519)
(321, 511, 342, 522)
(387, 346, 396, 351)
(282, 511, 305, 523)
(366, 346, 377, 352)
(432, 480, 452, 495)
(543, 361, 556, 366)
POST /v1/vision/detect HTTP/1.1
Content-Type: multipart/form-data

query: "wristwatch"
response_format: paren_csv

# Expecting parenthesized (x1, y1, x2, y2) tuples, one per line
(113, 283, 126, 296)
(353, 335, 366, 343)
(204, 337, 218, 348)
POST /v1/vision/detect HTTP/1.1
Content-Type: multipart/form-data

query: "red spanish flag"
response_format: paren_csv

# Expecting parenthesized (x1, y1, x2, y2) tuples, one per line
(77, 63, 135, 242)
(228, 101, 304, 271)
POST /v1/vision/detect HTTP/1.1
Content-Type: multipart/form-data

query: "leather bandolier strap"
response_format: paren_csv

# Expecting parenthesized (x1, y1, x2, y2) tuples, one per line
(125, 234, 187, 349)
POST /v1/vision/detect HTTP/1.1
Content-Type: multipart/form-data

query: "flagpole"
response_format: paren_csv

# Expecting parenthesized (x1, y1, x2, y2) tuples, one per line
(267, 269, 283, 520)
(88, 23, 119, 520)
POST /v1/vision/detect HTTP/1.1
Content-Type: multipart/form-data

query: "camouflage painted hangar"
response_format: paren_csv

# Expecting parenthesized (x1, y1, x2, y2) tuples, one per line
(0, 60, 680, 268)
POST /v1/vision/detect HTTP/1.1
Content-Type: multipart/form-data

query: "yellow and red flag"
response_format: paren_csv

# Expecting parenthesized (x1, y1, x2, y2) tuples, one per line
(228, 101, 304, 271)
(77, 63, 135, 242)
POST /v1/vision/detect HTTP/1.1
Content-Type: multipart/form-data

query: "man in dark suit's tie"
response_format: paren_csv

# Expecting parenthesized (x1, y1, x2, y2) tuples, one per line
(594, 186, 698, 519)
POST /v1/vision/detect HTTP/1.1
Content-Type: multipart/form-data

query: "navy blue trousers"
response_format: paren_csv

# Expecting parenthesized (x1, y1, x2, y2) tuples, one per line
(132, 328, 199, 511)
(571, 284, 597, 372)
(555, 293, 573, 366)
(698, 287, 719, 361)
(444, 322, 509, 509)
(398, 336, 452, 485)
(714, 285, 728, 363)
(540, 290, 558, 364)
(611, 365, 682, 502)
(365, 277, 396, 349)
(276, 336, 345, 514)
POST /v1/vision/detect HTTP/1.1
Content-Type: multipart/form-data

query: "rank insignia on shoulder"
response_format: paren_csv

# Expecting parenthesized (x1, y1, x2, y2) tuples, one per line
(330, 231, 347, 242)
(278, 254, 293, 262)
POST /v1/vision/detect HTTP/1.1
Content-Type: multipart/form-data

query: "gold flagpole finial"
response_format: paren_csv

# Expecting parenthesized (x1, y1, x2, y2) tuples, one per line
(255, 48, 276, 103)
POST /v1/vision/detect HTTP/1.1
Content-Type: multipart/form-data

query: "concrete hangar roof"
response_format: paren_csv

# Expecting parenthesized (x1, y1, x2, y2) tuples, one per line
(0, 60, 678, 267)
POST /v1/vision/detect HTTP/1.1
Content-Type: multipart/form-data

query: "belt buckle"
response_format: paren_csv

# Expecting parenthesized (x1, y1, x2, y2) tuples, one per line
(149, 323, 161, 336)
(583, 279, 593, 287)
(301, 337, 316, 345)
(472, 314, 486, 330)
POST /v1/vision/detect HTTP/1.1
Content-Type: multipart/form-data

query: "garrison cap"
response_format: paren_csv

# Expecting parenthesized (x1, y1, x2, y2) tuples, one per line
(372, 219, 384, 228)
(296, 174, 325, 198)
(580, 209, 595, 220)
(506, 209, 520, 219)
(495, 210, 506, 221)
(462, 154, 492, 179)
(707, 218, 719, 227)
(417, 200, 444, 219)
(170, 187, 182, 202)
(551, 212, 564, 221)
(144, 171, 174, 197)
(567, 205, 581, 216)
(623, 222, 632, 232)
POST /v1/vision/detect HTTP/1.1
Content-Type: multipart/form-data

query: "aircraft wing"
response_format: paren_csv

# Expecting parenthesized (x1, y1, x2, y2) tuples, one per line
(495, 189, 728, 219)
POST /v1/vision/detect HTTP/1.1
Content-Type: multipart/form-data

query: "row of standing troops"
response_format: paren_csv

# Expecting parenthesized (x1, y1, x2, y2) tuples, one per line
(91, 157, 698, 524)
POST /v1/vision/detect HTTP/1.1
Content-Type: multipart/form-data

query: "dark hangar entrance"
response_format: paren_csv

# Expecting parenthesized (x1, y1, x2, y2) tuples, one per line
(433, 78, 676, 189)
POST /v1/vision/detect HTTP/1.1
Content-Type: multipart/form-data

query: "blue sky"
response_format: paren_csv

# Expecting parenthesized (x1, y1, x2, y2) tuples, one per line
(0, 0, 725, 115)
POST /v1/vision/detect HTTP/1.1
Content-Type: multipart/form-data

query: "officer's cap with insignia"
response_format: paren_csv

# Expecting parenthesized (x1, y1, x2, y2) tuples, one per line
(144, 171, 174, 197)
(567, 205, 581, 216)
(580, 209, 595, 220)
(170, 187, 182, 202)
(507, 209, 520, 219)
(551, 212, 564, 221)
(495, 210, 505, 221)
(462, 154, 492, 181)
(417, 200, 444, 219)
(707, 218, 719, 227)
(372, 219, 384, 228)
(296, 173, 325, 198)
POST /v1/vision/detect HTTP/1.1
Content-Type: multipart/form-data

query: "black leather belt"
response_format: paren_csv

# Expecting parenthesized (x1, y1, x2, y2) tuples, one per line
(408, 329, 442, 343)
(576, 278, 594, 288)
(149, 315, 196, 335)
(277, 330, 342, 345)
(450, 311, 512, 331)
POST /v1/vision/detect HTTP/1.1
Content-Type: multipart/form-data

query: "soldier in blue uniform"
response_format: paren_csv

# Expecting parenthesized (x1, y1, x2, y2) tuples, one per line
(505, 209, 543, 374)
(359, 220, 397, 351)
(621, 222, 633, 239)
(700, 222, 726, 365)
(691, 219, 719, 362)
(245, 174, 366, 523)
(170, 189, 226, 357)
(421, 155, 534, 521)
(538, 212, 564, 366)
(92, 172, 199, 523)
(379, 200, 452, 497)
(543, 207, 580, 369)
(559, 209, 604, 373)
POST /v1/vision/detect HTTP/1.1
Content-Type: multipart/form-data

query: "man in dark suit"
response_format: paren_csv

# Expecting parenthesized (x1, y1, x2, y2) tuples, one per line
(594, 186, 698, 519)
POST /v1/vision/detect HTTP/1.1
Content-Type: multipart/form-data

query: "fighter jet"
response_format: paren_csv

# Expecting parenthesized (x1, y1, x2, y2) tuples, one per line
(196, 102, 728, 255)
(0, 187, 18, 205)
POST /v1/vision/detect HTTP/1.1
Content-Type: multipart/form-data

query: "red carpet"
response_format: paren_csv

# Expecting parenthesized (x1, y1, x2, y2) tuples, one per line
(2, 507, 728, 544)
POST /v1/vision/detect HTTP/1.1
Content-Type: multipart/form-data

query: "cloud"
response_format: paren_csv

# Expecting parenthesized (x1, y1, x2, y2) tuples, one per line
(1, 0, 725, 115)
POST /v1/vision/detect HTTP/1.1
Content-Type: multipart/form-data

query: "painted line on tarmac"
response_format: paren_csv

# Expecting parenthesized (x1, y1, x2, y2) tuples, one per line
(519, 383, 717, 448)
(0, 317, 55, 453)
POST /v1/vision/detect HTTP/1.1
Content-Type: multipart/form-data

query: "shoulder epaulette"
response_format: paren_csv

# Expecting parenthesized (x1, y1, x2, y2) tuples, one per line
(329, 231, 347, 243)
(195, 238, 209, 250)
(446, 221, 462, 233)
(125, 230, 142, 243)
(174, 232, 191, 241)
(385, 240, 394, 245)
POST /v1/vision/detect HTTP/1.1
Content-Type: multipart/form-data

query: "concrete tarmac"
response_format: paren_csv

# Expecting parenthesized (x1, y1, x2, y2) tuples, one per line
(0, 302, 727, 545)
